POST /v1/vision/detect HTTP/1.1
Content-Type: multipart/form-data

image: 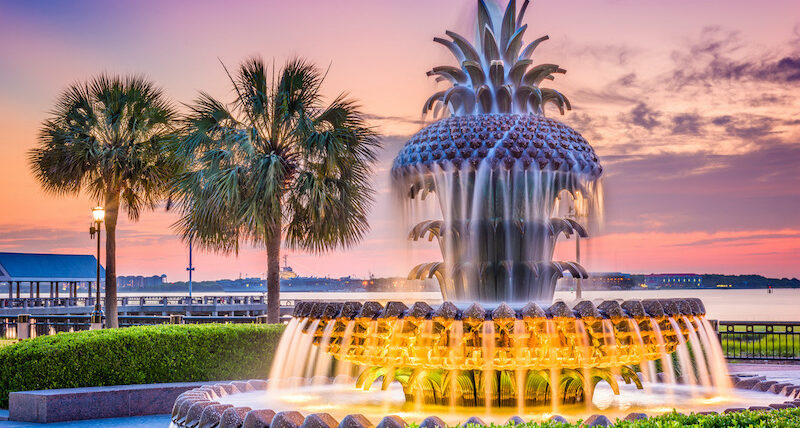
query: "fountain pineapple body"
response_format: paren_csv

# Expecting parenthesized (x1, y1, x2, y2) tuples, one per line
(392, 0, 603, 303)
(394, 114, 600, 176)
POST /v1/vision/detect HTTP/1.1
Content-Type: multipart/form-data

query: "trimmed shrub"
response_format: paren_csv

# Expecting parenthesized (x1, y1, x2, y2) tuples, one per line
(0, 323, 285, 407)
(611, 409, 800, 427)
(446, 409, 800, 427)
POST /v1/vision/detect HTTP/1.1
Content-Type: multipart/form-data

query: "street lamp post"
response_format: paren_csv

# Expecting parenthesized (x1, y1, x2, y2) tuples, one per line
(187, 240, 194, 299)
(89, 206, 105, 328)
(576, 231, 582, 300)
(568, 205, 583, 300)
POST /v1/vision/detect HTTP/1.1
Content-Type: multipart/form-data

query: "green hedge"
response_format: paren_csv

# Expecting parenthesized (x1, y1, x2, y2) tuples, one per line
(0, 323, 285, 407)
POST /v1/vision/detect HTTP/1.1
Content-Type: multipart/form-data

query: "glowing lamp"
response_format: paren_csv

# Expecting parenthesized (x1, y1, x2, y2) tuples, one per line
(92, 206, 105, 223)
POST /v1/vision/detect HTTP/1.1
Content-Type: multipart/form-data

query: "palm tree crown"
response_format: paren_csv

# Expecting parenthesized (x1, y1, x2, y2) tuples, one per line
(29, 74, 177, 327)
(172, 57, 380, 321)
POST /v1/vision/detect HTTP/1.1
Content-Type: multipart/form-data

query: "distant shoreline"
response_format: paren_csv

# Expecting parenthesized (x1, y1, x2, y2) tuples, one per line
(113, 285, 800, 293)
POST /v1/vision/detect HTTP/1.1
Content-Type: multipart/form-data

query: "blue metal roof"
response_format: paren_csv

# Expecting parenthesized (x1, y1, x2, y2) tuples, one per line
(0, 252, 104, 282)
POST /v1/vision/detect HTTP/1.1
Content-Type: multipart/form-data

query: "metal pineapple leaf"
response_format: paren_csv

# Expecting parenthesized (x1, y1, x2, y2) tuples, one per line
(426, 0, 570, 118)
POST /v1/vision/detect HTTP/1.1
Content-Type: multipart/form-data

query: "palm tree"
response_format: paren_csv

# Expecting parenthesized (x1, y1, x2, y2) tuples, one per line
(29, 74, 177, 328)
(172, 57, 380, 323)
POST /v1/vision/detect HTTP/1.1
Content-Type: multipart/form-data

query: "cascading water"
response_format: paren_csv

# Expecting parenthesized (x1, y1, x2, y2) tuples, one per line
(269, 297, 735, 413)
(401, 137, 602, 302)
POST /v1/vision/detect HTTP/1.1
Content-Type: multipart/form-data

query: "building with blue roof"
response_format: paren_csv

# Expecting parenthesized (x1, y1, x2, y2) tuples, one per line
(0, 252, 104, 298)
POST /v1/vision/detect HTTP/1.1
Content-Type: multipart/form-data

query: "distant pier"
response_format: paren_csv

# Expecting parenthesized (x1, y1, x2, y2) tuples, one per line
(0, 296, 288, 317)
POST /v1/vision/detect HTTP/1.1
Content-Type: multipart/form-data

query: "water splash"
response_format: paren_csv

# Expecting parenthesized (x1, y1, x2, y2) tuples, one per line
(401, 162, 602, 303)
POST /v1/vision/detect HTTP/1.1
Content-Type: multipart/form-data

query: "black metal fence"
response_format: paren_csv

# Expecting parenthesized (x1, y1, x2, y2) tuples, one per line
(0, 316, 19, 341)
(717, 321, 800, 361)
(32, 315, 92, 336)
(118, 315, 262, 327)
(0, 295, 270, 309)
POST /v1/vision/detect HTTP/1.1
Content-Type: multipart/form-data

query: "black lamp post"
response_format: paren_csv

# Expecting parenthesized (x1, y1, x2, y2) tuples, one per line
(567, 205, 583, 299)
(89, 206, 105, 325)
(187, 239, 194, 299)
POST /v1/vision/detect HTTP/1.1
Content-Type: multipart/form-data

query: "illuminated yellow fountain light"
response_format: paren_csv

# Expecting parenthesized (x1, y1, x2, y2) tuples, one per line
(304, 314, 690, 372)
(292, 308, 705, 407)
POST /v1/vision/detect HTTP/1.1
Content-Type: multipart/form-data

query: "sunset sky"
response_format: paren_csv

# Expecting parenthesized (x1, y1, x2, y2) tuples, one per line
(0, 0, 798, 281)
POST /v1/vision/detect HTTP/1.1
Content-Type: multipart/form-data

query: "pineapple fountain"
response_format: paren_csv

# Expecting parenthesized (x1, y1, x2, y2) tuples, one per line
(270, 0, 730, 409)
(169, 2, 781, 426)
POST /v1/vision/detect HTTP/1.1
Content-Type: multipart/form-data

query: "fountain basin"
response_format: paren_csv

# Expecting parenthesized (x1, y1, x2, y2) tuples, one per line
(169, 378, 788, 428)
(292, 299, 704, 371)
(266, 298, 728, 409)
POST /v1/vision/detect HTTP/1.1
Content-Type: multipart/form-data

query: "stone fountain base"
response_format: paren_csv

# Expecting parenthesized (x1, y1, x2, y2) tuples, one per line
(169, 376, 800, 428)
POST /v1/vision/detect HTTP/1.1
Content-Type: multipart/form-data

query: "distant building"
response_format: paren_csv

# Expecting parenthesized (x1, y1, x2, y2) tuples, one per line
(117, 274, 167, 288)
(0, 252, 103, 297)
(588, 272, 634, 289)
(559, 272, 633, 290)
(644, 273, 702, 289)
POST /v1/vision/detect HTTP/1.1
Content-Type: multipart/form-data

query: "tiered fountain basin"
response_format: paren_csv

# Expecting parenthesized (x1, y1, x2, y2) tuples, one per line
(168, 380, 791, 428)
(281, 298, 716, 408)
(294, 298, 700, 367)
(168, 298, 793, 428)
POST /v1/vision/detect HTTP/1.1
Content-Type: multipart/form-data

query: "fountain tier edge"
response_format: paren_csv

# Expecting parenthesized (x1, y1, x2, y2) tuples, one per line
(170, 380, 785, 428)
(267, 298, 730, 409)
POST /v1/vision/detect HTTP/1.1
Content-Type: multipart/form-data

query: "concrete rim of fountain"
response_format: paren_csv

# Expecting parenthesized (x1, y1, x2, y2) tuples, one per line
(168, 375, 800, 428)
(292, 298, 706, 321)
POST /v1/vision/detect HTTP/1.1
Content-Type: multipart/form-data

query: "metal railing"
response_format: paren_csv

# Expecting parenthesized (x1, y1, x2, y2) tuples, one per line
(0, 298, 89, 309)
(0, 313, 276, 343)
(717, 321, 800, 361)
(0, 316, 19, 340)
(117, 315, 264, 327)
(0, 295, 270, 308)
(32, 315, 92, 336)
(118, 315, 170, 327)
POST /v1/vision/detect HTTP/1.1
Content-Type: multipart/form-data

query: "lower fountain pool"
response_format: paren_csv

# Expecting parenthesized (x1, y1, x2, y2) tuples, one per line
(209, 379, 780, 425)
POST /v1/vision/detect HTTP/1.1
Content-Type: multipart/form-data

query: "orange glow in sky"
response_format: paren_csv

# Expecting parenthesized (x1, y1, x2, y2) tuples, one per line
(0, 0, 798, 280)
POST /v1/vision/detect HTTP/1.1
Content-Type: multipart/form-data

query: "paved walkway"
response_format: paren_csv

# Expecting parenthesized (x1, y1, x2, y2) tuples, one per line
(0, 413, 170, 427)
(729, 362, 800, 384)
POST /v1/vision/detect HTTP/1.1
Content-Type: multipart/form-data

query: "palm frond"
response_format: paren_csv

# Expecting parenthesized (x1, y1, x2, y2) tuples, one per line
(29, 73, 177, 219)
(171, 57, 381, 255)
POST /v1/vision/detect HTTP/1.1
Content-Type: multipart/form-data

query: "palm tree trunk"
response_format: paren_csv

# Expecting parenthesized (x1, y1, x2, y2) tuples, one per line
(104, 193, 120, 328)
(266, 222, 281, 323)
